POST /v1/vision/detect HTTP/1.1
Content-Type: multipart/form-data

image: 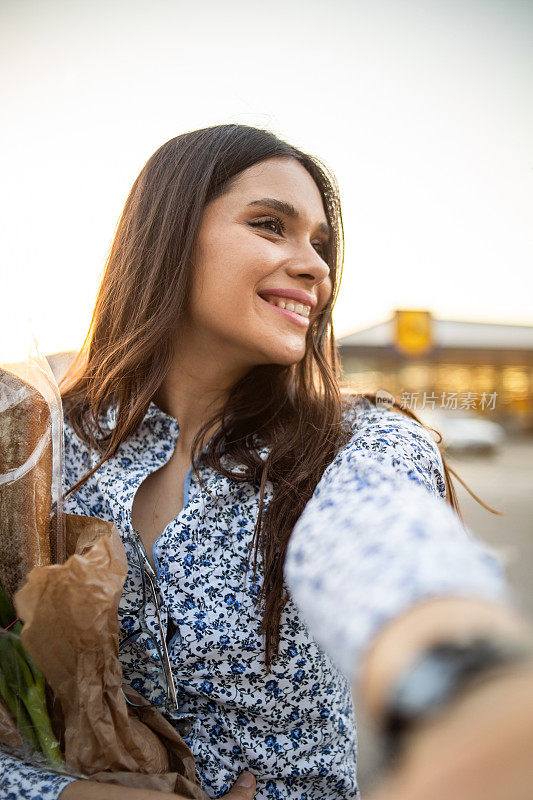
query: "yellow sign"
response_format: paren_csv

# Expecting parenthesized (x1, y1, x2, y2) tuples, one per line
(394, 310, 433, 357)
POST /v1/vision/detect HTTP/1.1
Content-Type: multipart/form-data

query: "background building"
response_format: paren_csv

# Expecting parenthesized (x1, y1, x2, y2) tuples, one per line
(338, 309, 533, 433)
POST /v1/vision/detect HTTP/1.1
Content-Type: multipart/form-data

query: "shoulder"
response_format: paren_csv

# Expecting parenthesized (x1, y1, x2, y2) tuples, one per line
(334, 392, 447, 499)
(61, 403, 104, 484)
(61, 404, 109, 516)
(62, 401, 114, 457)
(62, 405, 89, 462)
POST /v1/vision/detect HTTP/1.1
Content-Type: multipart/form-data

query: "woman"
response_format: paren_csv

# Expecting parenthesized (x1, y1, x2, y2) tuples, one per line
(2, 124, 532, 800)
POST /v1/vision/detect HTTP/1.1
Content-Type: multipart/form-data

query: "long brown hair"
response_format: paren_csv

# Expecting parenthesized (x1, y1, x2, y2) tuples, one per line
(59, 124, 498, 671)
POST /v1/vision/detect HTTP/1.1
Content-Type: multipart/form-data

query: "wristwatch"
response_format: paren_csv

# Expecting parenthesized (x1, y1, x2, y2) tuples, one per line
(379, 634, 533, 767)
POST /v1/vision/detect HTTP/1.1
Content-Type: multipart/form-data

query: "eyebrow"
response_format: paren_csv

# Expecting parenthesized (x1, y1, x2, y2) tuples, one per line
(247, 197, 332, 240)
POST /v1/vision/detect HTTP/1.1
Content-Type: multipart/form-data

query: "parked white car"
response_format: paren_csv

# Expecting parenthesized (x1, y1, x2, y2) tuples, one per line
(416, 407, 506, 454)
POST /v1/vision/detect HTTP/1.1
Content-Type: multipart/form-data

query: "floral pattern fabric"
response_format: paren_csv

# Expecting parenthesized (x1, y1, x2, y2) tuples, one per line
(0, 395, 511, 799)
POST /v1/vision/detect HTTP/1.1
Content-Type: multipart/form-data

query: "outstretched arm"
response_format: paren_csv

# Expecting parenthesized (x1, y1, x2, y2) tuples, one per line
(284, 402, 533, 798)
(285, 403, 517, 686)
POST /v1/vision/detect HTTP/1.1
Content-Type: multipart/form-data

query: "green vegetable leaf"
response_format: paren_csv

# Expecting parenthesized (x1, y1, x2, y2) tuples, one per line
(0, 578, 17, 630)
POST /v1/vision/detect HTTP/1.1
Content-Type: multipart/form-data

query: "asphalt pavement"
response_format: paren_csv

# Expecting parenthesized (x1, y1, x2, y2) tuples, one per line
(446, 436, 533, 620)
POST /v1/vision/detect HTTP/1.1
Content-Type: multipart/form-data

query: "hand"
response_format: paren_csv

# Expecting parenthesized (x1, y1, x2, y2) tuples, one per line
(223, 771, 257, 798)
(366, 665, 533, 800)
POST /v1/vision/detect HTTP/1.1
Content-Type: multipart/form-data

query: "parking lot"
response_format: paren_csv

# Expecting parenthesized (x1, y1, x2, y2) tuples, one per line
(447, 435, 533, 620)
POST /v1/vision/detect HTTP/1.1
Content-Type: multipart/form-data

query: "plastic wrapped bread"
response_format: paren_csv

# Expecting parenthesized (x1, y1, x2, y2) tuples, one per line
(0, 367, 53, 600)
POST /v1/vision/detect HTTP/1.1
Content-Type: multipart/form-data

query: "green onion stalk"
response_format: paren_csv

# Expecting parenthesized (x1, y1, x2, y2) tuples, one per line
(0, 578, 63, 769)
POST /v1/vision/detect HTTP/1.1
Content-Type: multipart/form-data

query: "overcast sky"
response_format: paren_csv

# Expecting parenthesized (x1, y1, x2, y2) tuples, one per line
(1, 0, 532, 362)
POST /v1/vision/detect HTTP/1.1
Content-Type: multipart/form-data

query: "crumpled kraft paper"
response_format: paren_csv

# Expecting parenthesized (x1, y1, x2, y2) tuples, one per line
(14, 513, 209, 798)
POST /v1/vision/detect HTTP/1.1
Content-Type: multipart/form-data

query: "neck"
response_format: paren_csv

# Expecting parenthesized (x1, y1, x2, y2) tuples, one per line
(153, 329, 251, 459)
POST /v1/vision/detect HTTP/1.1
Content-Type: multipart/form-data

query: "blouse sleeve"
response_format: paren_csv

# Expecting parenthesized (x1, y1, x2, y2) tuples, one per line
(0, 750, 76, 799)
(284, 399, 516, 687)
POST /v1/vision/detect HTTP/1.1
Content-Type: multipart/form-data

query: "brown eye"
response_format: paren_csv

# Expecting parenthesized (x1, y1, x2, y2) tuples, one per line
(248, 216, 285, 235)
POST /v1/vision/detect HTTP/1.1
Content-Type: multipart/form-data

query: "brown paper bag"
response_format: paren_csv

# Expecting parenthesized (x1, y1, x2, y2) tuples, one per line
(14, 514, 209, 798)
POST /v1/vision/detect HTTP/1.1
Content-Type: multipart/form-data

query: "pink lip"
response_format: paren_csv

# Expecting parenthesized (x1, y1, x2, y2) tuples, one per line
(257, 288, 317, 309)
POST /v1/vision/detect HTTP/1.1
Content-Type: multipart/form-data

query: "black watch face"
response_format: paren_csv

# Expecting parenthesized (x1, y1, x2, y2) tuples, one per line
(396, 652, 457, 714)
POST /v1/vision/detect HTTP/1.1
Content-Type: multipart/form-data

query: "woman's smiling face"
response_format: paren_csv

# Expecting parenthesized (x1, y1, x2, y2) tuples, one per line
(183, 156, 333, 371)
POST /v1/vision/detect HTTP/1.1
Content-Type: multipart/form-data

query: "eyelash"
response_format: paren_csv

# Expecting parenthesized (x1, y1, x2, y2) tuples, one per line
(249, 215, 327, 257)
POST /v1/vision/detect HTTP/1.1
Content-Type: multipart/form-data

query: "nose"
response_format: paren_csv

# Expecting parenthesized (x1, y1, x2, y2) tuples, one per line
(285, 244, 331, 289)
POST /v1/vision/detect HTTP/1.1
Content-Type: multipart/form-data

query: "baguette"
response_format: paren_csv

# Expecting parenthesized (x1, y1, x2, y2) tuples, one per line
(0, 368, 53, 600)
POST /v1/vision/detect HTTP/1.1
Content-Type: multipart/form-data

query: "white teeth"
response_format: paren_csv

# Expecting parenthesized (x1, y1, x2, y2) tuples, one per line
(262, 295, 311, 318)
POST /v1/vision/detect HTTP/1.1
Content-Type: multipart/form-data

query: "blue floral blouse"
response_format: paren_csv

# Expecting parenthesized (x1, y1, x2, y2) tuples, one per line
(0, 394, 512, 800)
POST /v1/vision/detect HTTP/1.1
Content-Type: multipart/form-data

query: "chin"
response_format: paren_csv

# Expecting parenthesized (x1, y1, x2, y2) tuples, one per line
(247, 334, 308, 368)
(263, 349, 306, 367)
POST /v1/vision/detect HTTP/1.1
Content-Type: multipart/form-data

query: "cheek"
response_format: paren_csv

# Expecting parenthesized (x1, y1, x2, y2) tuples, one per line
(196, 229, 274, 300)
(189, 257, 257, 330)
(191, 235, 237, 305)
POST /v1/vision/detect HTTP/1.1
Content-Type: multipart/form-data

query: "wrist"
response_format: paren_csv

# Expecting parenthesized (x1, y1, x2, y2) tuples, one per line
(357, 597, 533, 725)
(371, 664, 533, 799)
(376, 633, 533, 768)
